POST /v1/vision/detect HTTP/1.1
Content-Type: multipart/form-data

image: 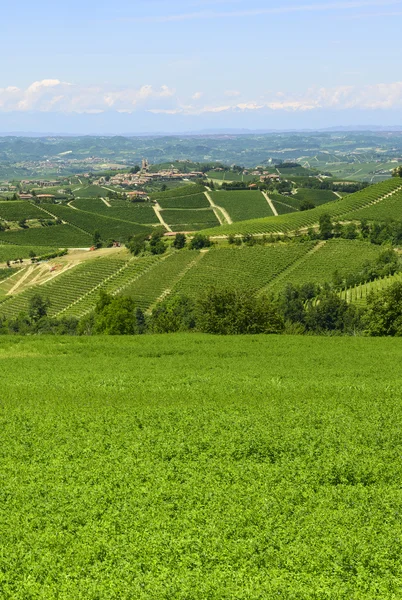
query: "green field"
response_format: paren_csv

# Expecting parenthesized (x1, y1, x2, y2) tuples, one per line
(72, 199, 159, 224)
(266, 239, 383, 291)
(0, 201, 48, 221)
(0, 224, 92, 247)
(2, 335, 402, 598)
(43, 204, 151, 241)
(151, 184, 206, 200)
(0, 244, 58, 262)
(157, 193, 210, 210)
(292, 188, 339, 206)
(162, 208, 220, 231)
(211, 190, 274, 221)
(202, 178, 402, 237)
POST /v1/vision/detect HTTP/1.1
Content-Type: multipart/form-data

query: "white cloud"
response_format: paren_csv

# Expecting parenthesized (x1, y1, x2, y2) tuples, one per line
(0, 80, 176, 113)
(2, 79, 402, 116)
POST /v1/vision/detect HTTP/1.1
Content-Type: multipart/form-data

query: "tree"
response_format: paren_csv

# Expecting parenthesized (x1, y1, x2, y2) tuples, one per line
(300, 200, 315, 211)
(149, 228, 166, 255)
(173, 233, 186, 249)
(93, 230, 102, 248)
(392, 165, 402, 178)
(189, 234, 212, 250)
(28, 294, 50, 322)
(150, 295, 196, 333)
(366, 282, 402, 336)
(196, 288, 284, 334)
(94, 293, 146, 335)
(319, 213, 333, 240)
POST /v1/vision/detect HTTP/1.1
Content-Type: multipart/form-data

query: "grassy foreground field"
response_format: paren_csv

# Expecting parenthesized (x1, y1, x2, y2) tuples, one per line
(1, 334, 402, 598)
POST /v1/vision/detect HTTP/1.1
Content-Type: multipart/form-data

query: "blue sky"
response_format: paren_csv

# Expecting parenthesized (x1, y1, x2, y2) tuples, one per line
(1, 0, 402, 132)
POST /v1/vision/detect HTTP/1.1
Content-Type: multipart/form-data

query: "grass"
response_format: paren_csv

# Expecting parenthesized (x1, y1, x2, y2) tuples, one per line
(211, 190, 274, 221)
(1, 334, 402, 598)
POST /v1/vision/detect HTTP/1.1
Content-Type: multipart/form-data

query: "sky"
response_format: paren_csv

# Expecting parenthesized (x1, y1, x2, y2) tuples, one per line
(1, 0, 402, 133)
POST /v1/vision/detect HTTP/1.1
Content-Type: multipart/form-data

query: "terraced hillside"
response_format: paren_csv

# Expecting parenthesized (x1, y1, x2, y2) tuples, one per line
(0, 238, 396, 319)
(209, 190, 275, 221)
(0, 201, 47, 221)
(201, 178, 402, 237)
(72, 198, 160, 225)
(43, 203, 152, 241)
(151, 185, 221, 231)
(340, 271, 402, 307)
(0, 244, 58, 263)
(0, 224, 92, 247)
(266, 239, 383, 292)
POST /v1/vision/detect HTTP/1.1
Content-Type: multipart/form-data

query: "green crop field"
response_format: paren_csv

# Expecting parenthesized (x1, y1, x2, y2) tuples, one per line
(162, 208, 220, 231)
(2, 334, 402, 598)
(157, 193, 210, 210)
(72, 184, 111, 198)
(340, 271, 402, 306)
(0, 244, 58, 262)
(0, 256, 131, 318)
(266, 239, 383, 292)
(175, 244, 314, 297)
(43, 204, 152, 241)
(0, 201, 48, 221)
(151, 184, 206, 200)
(211, 190, 274, 221)
(344, 190, 402, 222)
(206, 170, 258, 183)
(293, 188, 339, 206)
(72, 198, 159, 224)
(0, 224, 92, 247)
(202, 179, 402, 237)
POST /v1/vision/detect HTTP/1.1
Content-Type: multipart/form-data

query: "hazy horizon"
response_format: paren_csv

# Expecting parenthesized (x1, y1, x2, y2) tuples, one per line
(2, 0, 402, 134)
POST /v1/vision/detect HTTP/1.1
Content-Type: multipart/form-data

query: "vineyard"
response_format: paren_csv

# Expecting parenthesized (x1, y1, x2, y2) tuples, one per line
(0, 224, 92, 247)
(162, 208, 220, 231)
(150, 184, 206, 200)
(157, 193, 210, 209)
(266, 239, 383, 292)
(174, 244, 314, 297)
(0, 244, 58, 262)
(292, 189, 339, 206)
(0, 257, 131, 318)
(201, 179, 402, 237)
(210, 190, 275, 221)
(0, 201, 48, 221)
(340, 271, 402, 306)
(72, 198, 159, 224)
(43, 204, 151, 241)
(344, 189, 402, 222)
(122, 250, 202, 311)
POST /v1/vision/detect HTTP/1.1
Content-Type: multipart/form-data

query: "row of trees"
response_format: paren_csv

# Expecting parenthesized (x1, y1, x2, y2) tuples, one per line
(4, 279, 402, 336)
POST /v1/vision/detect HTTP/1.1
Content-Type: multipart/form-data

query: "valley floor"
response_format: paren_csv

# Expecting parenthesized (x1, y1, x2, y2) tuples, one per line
(1, 334, 402, 598)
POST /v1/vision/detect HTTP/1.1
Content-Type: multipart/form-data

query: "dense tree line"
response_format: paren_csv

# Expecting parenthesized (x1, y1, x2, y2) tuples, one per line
(4, 279, 402, 337)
